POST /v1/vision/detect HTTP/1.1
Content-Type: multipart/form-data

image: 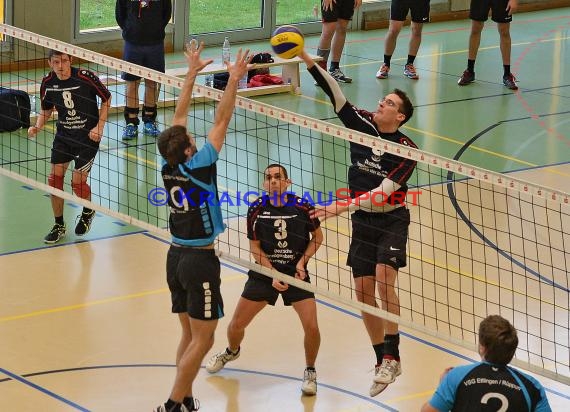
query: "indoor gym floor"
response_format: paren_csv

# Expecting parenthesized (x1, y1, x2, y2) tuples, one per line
(1, 7, 570, 411)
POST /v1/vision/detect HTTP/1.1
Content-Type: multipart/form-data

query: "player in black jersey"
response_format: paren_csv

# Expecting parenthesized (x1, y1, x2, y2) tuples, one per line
(28, 50, 111, 244)
(115, 0, 172, 139)
(153, 42, 252, 412)
(205, 164, 323, 396)
(299, 49, 417, 397)
(422, 315, 551, 412)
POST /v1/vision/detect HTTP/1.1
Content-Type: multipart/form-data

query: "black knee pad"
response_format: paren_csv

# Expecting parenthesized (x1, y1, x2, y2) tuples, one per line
(142, 105, 157, 123)
(124, 106, 140, 125)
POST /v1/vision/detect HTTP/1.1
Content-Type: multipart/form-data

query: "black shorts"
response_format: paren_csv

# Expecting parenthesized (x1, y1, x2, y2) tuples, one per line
(242, 271, 315, 306)
(51, 135, 99, 172)
(390, 0, 431, 23)
(121, 41, 166, 81)
(166, 245, 224, 320)
(321, 0, 355, 22)
(347, 207, 410, 277)
(469, 0, 513, 23)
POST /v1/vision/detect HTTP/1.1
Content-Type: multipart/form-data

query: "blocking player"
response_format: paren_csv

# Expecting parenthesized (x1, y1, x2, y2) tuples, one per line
(154, 42, 251, 412)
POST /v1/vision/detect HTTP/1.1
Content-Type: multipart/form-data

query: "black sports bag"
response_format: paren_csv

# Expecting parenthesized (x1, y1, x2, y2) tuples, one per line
(0, 87, 31, 132)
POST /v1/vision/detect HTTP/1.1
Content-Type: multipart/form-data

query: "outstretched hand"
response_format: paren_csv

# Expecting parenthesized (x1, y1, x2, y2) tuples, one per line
(310, 201, 348, 221)
(185, 40, 213, 75)
(225, 48, 253, 81)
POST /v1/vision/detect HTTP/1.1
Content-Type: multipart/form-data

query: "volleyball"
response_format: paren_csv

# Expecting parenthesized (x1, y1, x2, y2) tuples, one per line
(270, 25, 304, 59)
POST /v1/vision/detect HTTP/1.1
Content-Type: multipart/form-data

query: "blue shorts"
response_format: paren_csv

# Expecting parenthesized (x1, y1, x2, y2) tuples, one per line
(121, 41, 166, 81)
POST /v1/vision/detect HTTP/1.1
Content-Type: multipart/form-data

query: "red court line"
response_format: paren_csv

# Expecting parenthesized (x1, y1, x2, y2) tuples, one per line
(512, 19, 570, 147)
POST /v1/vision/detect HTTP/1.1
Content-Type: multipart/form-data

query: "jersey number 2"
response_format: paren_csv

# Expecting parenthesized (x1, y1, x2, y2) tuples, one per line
(481, 392, 509, 412)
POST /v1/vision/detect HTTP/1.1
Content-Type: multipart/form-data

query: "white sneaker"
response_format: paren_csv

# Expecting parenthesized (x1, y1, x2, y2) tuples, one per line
(369, 365, 389, 396)
(301, 368, 317, 396)
(373, 358, 401, 384)
(205, 348, 240, 373)
(153, 404, 191, 412)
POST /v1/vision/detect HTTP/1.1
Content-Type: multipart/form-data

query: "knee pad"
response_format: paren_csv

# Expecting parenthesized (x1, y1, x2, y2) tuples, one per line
(48, 173, 64, 190)
(142, 105, 157, 123)
(72, 180, 91, 199)
(124, 106, 140, 125)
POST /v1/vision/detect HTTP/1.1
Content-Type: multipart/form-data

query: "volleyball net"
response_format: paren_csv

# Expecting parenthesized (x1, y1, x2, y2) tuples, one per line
(1, 24, 569, 385)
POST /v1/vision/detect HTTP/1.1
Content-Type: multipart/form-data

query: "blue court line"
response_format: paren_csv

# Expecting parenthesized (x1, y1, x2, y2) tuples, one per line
(1, 227, 568, 404)
(0, 230, 146, 257)
(0, 367, 90, 411)
(0, 364, 397, 411)
(142, 234, 570, 400)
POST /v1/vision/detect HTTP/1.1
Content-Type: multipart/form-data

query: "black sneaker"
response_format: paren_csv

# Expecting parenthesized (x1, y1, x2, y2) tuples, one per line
(503, 73, 518, 90)
(44, 223, 66, 244)
(458, 70, 475, 86)
(75, 210, 96, 236)
(329, 68, 353, 83)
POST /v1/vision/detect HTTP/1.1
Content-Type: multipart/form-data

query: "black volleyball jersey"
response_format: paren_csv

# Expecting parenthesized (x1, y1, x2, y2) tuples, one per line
(40, 67, 111, 139)
(247, 194, 320, 276)
(161, 142, 225, 247)
(337, 103, 417, 204)
(429, 361, 551, 412)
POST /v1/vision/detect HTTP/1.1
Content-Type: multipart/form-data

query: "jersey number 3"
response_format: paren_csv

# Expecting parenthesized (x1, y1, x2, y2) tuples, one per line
(274, 218, 287, 240)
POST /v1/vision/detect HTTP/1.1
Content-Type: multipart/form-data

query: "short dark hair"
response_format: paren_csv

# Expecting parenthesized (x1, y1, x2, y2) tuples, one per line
(265, 163, 288, 179)
(393, 88, 414, 126)
(478, 315, 519, 365)
(48, 49, 70, 60)
(157, 125, 191, 168)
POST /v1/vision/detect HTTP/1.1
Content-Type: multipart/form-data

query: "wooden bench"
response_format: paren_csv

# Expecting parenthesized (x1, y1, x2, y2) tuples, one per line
(24, 53, 322, 121)
(166, 53, 322, 96)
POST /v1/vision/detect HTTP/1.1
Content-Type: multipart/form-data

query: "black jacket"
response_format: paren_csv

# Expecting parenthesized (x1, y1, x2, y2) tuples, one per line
(115, 0, 172, 45)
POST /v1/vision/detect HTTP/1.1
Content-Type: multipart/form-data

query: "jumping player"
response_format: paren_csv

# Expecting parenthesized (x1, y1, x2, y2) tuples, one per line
(299, 49, 417, 397)
(154, 42, 252, 412)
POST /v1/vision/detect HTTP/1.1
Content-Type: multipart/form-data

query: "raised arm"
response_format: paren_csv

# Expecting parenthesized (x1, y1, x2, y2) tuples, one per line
(298, 50, 347, 112)
(207, 48, 252, 152)
(171, 41, 213, 128)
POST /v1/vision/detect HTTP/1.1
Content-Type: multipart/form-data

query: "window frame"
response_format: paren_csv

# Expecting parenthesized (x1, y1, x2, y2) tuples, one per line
(72, 0, 323, 50)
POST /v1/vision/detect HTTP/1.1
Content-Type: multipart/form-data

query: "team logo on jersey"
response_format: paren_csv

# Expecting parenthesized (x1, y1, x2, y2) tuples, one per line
(371, 147, 383, 162)
(68, 109, 76, 117)
(277, 240, 288, 248)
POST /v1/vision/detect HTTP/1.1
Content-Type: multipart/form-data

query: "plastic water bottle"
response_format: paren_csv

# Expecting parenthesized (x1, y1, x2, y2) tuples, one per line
(205, 74, 214, 87)
(222, 36, 231, 64)
(238, 73, 248, 89)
